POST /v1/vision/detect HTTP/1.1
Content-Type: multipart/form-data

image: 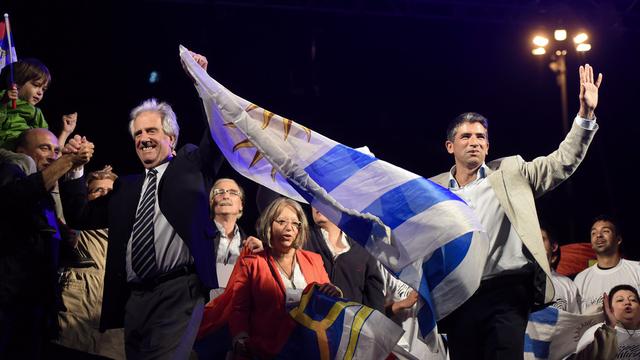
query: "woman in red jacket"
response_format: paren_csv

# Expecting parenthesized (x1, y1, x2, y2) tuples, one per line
(229, 197, 339, 359)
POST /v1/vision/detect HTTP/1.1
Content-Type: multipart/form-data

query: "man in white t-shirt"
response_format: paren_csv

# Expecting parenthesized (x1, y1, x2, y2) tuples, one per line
(574, 216, 640, 313)
(541, 226, 581, 313)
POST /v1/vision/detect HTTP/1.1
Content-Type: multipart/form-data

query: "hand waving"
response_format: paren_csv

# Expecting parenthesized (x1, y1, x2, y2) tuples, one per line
(578, 64, 603, 119)
(603, 292, 617, 329)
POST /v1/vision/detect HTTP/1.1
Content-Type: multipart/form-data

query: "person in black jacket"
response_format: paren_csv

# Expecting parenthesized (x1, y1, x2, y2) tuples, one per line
(305, 207, 385, 312)
(60, 52, 223, 359)
(0, 128, 93, 359)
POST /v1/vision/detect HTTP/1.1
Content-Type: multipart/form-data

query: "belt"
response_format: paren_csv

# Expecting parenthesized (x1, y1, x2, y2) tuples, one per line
(129, 264, 196, 290)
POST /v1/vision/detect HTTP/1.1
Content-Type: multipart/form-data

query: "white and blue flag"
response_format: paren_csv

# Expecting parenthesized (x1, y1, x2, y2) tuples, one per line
(180, 46, 488, 344)
(524, 307, 603, 360)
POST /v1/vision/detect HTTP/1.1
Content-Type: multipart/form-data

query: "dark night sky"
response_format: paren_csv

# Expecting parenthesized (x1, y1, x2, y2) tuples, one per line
(5, 0, 640, 257)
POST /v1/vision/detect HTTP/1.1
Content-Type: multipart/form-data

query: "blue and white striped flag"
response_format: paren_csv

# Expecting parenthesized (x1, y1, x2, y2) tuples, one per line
(524, 307, 603, 360)
(180, 45, 488, 343)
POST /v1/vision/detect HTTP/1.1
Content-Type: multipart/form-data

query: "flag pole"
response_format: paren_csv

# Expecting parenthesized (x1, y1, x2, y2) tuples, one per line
(4, 13, 16, 109)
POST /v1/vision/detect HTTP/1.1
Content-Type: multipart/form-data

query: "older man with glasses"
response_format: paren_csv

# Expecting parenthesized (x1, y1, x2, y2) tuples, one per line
(209, 178, 248, 269)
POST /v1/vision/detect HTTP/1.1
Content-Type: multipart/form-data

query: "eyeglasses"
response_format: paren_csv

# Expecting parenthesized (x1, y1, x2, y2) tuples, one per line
(273, 219, 302, 230)
(212, 188, 241, 197)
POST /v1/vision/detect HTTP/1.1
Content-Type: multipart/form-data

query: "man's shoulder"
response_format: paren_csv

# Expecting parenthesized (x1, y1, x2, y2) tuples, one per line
(0, 161, 25, 179)
(175, 143, 199, 158)
(179, 143, 199, 152)
(573, 266, 594, 284)
(552, 272, 577, 289)
(429, 172, 450, 186)
(486, 155, 522, 170)
(620, 258, 640, 266)
(111, 173, 143, 190)
(620, 259, 640, 272)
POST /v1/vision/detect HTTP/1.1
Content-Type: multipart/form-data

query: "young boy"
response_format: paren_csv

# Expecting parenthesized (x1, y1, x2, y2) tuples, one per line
(0, 58, 76, 173)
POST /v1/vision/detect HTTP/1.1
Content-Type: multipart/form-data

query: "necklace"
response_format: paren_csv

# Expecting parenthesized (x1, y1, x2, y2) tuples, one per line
(621, 324, 638, 338)
(274, 252, 297, 290)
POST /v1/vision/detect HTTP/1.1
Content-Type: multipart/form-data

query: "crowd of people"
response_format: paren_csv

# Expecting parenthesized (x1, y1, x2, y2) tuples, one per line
(0, 49, 638, 360)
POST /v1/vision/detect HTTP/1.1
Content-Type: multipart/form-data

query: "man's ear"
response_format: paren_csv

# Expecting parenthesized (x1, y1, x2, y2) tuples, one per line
(445, 140, 454, 154)
(170, 135, 177, 156)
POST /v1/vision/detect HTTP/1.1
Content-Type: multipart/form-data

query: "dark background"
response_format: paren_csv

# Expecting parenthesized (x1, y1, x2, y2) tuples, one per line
(4, 0, 638, 256)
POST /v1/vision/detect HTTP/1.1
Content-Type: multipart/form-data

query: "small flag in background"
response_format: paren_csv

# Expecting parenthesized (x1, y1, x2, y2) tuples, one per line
(278, 284, 404, 360)
(0, 15, 18, 74)
(179, 45, 488, 345)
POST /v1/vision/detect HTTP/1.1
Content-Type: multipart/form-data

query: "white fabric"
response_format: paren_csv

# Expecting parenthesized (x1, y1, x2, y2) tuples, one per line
(550, 270, 581, 313)
(277, 258, 307, 291)
(378, 264, 447, 359)
(576, 323, 640, 359)
(332, 303, 405, 360)
(524, 307, 603, 360)
(574, 259, 640, 313)
(448, 164, 529, 279)
(179, 45, 488, 344)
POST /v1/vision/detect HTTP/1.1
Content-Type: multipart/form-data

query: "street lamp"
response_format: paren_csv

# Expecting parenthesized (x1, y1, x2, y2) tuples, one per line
(531, 29, 591, 133)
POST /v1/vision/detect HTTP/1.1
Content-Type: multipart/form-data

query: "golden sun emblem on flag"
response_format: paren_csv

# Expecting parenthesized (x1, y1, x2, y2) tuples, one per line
(229, 103, 312, 181)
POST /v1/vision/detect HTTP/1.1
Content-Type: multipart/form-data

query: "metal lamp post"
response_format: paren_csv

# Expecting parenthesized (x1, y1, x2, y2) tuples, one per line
(532, 29, 591, 133)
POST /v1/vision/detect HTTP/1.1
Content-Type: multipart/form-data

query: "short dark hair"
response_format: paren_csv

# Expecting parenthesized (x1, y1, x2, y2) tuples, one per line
(1, 58, 51, 89)
(608, 284, 639, 308)
(540, 225, 561, 269)
(446, 112, 489, 142)
(591, 214, 622, 238)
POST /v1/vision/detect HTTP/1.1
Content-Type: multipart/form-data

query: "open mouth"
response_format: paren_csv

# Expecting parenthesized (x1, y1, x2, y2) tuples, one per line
(140, 140, 156, 152)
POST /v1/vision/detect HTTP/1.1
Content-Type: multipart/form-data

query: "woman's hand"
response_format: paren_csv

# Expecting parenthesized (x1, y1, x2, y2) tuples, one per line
(318, 283, 342, 298)
(603, 292, 617, 329)
(243, 236, 264, 254)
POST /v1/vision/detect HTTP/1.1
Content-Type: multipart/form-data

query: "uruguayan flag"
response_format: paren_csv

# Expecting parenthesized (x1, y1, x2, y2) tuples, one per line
(180, 45, 488, 343)
(280, 284, 404, 360)
(524, 307, 603, 360)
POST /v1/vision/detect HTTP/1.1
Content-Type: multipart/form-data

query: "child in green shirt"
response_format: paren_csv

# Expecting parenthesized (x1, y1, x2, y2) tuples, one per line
(0, 58, 76, 173)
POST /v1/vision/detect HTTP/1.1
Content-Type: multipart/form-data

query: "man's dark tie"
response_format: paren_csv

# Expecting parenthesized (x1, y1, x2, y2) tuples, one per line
(131, 169, 158, 280)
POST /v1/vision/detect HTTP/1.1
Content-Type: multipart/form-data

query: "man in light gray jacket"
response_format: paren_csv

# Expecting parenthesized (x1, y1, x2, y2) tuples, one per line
(432, 64, 603, 360)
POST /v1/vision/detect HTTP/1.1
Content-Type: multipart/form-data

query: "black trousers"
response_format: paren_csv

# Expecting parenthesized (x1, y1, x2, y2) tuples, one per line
(124, 273, 205, 359)
(439, 273, 534, 360)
